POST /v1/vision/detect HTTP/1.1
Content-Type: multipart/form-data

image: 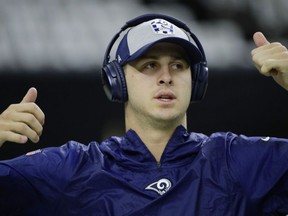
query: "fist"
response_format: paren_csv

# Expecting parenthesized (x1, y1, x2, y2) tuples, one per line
(0, 88, 45, 147)
(252, 32, 288, 90)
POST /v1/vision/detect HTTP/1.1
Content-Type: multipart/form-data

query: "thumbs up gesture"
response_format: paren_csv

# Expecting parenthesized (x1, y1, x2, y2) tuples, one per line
(0, 88, 45, 147)
(252, 32, 288, 90)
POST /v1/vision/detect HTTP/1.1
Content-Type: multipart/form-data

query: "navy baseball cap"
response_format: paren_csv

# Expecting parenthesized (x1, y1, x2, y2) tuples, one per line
(115, 18, 203, 66)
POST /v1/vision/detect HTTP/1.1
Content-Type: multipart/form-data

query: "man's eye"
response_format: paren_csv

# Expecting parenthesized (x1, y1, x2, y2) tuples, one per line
(171, 63, 184, 70)
(142, 62, 157, 71)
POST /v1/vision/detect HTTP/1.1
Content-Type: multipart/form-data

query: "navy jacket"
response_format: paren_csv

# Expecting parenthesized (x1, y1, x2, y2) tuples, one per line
(0, 125, 288, 215)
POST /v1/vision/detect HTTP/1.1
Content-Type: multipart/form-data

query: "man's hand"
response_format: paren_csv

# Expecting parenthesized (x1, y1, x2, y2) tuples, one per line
(252, 32, 288, 90)
(0, 87, 45, 147)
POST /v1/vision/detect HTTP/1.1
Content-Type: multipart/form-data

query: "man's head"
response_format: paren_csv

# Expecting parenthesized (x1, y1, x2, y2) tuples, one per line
(102, 14, 208, 103)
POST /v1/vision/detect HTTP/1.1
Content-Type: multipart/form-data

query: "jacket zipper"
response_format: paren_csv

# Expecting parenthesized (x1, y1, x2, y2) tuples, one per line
(157, 161, 162, 171)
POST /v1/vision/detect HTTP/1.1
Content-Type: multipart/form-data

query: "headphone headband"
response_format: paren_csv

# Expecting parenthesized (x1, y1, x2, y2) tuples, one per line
(103, 13, 206, 66)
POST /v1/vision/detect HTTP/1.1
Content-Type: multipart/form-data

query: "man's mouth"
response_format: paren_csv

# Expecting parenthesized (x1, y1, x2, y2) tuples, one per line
(158, 95, 173, 100)
(155, 91, 176, 102)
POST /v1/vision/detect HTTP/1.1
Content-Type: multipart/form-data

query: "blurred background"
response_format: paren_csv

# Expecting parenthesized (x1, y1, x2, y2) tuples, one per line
(0, 0, 287, 159)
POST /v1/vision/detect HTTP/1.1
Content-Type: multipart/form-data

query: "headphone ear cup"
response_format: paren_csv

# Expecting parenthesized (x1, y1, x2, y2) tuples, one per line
(191, 62, 208, 102)
(101, 60, 128, 103)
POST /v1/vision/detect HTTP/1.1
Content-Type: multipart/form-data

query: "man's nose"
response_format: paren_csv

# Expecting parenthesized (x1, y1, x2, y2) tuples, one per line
(158, 67, 173, 85)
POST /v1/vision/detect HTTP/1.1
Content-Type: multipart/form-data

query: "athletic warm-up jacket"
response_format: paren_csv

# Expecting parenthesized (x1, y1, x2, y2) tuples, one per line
(0, 125, 288, 215)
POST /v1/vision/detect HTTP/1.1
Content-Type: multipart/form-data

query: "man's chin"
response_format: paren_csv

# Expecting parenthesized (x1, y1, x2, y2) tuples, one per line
(150, 113, 185, 128)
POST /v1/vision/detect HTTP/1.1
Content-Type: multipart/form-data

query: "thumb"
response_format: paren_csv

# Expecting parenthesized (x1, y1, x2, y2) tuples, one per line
(21, 87, 38, 103)
(253, 32, 270, 47)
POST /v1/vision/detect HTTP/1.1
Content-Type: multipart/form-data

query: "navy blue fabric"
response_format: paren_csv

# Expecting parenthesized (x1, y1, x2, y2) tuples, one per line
(0, 125, 288, 215)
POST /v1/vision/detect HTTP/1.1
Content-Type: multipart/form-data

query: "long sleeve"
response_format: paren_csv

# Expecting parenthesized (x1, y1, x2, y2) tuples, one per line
(0, 141, 89, 215)
(226, 133, 288, 213)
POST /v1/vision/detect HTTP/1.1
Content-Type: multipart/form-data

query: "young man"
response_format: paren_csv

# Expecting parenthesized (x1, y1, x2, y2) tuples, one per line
(0, 14, 288, 215)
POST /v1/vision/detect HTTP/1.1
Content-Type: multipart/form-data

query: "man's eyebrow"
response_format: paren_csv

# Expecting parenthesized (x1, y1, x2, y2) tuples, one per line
(131, 55, 158, 64)
(139, 54, 187, 60)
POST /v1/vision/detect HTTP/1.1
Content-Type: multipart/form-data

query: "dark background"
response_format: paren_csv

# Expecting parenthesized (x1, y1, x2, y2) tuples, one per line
(1, 68, 287, 160)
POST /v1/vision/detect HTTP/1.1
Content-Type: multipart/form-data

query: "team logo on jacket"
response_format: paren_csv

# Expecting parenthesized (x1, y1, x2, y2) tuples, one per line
(145, 178, 172, 195)
(25, 149, 42, 156)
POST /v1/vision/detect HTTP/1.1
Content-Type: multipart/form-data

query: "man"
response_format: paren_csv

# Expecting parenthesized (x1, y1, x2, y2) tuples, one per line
(0, 14, 288, 215)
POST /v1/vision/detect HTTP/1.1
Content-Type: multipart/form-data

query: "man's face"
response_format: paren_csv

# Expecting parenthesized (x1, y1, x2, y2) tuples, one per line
(124, 42, 192, 127)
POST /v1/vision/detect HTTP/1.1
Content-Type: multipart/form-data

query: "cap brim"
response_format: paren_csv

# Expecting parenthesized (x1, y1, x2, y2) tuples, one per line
(123, 37, 203, 65)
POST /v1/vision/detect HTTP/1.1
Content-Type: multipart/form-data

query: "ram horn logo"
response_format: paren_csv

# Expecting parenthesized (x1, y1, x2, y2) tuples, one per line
(145, 178, 172, 195)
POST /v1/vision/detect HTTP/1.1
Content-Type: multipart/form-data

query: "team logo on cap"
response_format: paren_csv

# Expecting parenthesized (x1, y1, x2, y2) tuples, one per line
(150, 19, 174, 35)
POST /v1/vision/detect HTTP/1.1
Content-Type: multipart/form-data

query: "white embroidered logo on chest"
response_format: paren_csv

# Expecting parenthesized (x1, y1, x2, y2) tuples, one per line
(145, 178, 172, 195)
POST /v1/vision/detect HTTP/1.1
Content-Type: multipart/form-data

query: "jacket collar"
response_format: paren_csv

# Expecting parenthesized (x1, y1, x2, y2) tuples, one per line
(100, 125, 204, 169)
